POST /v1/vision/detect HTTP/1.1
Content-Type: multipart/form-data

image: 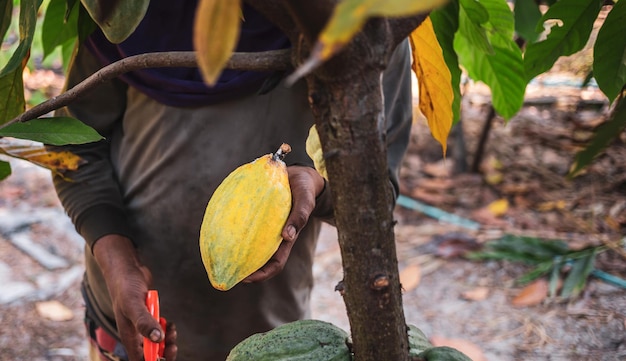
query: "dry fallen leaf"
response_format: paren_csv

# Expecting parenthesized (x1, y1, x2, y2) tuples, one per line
(487, 198, 509, 217)
(461, 287, 490, 302)
(35, 300, 74, 321)
(400, 264, 422, 292)
(511, 278, 549, 307)
(430, 336, 487, 361)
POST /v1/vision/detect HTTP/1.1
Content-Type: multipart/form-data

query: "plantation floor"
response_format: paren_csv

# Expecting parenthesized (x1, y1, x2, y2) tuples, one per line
(1, 66, 625, 360)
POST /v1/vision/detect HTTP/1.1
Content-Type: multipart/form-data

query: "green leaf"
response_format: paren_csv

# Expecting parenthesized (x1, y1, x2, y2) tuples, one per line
(549, 257, 563, 298)
(0, 0, 12, 41)
(457, 0, 493, 55)
(561, 250, 596, 298)
(472, 235, 570, 263)
(0, 65, 25, 125)
(77, 2, 97, 44)
(0, 160, 11, 180)
(65, 0, 78, 22)
(593, 0, 626, 102)
(0, 117, 104, 145)
(455, 38, 526, 119)
(81, 0, 149, 43)
(0, 0, 42, 77)
(514, 0, 542, 43)
(480, 0, 516, 43)
(459, 0, 489, 24)
(570, 96, 626, 176)
(517, 260, 554, 285)
(456, 0, 526, 119)
(524, 0, 603, 81)
(41, 0, 78, 60)
(431, 0, 462, 124)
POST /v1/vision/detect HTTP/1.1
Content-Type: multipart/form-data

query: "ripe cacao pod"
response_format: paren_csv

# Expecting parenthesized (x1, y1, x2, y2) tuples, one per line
(199, 144, 292, 291)
(226, 319, 352, 361)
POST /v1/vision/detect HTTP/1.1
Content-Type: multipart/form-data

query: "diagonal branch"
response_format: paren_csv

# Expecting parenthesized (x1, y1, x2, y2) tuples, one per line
(7, 49, 292, 127)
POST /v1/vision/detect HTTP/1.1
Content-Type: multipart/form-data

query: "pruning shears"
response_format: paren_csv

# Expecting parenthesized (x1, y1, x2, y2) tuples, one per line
(144, 290, 167, 361)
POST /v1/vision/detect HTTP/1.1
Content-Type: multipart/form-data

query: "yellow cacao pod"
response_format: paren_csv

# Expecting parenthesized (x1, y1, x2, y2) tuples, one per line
(199, 144, 292, 291)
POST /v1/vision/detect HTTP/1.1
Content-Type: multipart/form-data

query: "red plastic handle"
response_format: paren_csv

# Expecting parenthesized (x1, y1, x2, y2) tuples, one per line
(143, 290, 165, 361)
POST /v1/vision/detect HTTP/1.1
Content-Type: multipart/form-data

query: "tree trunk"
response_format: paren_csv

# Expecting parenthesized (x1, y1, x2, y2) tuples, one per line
(307, 72, 408, 361)
(246, 2, 427, 359)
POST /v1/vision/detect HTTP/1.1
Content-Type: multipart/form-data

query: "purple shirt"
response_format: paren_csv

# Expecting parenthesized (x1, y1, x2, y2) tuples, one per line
(85, 1, 290, 107)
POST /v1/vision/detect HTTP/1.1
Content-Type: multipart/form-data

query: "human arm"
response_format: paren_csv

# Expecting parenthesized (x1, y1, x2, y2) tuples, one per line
(49, 47, 177, 361)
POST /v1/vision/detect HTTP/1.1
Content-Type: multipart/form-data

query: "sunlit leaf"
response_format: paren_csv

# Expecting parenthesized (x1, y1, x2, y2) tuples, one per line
(0, 0, 12, 41)
(455, 37, 526, 119)
(305, 124, 328, 180)
(456, 0, 526, 119)
(570, 96, 626, 176)
(457, 0, 493, 55)
(81, 0, 149, 43)
(0, 0, 42, 77)
(514, 0, 542, 43)
(511, 278, 548, 307)
(561, 249, 596, 298)
(0, 160, 10, 180)
(593, 0, 626, 103)
(41, 0, 78, 60)
(0, 117, 103, 145)
(0, 139, 86, 175)
(292, 0, 448, 80)
(0, 63, 26, 125)
(430, 1, 462, 124)
(486, 198, 509, 217)
(459, 0, 489, 24)
(524, 0, 602, 81)
(409, 17, 453, 154)
(193, 0, 241, 85)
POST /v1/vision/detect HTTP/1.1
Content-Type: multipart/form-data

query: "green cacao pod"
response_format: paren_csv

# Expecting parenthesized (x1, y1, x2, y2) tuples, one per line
(408, 324, 434, 356)
(226, 319, 352, 361)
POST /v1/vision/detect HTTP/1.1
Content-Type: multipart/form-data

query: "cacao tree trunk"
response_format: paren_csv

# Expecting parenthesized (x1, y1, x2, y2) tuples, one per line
(246, 2, 427, 359)
(308, 72, 409, 360)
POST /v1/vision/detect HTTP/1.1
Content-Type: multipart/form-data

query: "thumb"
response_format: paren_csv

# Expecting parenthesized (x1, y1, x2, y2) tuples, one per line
(133, 307, 164, 343)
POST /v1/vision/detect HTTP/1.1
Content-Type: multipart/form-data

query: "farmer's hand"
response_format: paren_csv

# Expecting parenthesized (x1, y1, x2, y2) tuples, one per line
(93, 235, 178, 361)
(243, 165, 330, 283)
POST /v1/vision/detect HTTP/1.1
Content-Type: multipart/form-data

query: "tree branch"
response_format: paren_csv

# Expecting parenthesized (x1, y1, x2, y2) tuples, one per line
(7, 49, 291, 126)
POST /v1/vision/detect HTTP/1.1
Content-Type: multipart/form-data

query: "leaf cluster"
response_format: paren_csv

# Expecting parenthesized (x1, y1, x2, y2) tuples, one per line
(1, 0, 624, 178)
(468, 234, 605, 300)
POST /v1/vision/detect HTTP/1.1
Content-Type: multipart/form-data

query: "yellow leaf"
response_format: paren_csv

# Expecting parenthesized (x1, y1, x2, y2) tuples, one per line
(487, 198, 509, 217)
(305, 125, 328, 180)
(193, 0, 241, 85)
(0, 140, 86, 176)
(409, 17, 453, 155)
(293, 0, 448, 80)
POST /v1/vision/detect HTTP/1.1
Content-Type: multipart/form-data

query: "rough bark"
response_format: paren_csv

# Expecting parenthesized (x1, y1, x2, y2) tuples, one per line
(246, 2, 428, 359)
